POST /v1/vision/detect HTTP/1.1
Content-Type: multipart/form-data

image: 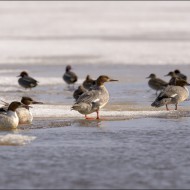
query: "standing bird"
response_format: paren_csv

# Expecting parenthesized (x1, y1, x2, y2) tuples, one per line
(17, 71, 38, 89)
(146, 73, 168, 94)
(0, 101, 23, 130)
(174, 69, 187, 81)
(73, 85, 87, 101)
(0, 97, 43, 124)
(71, 75, 118, 119)
(151, 80, 190, 110)
(63, 65, 78, 88)
(82, 75, 96, 90)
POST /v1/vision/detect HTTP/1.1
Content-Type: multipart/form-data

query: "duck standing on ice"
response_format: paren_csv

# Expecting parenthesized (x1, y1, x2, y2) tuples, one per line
(17, 71, 39, 90)
(151, 79, 190, 110)
(146, 73, 168, 95)
(71, 75, 118, 119)
(63, 65, 78, 88)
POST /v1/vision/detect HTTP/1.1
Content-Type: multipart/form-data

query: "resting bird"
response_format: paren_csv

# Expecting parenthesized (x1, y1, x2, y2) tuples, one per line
(82, 75, 96, 90)
(17, 71, 38, 89)
(151, 79, 190, 110)
(73, 85, 87, 101)
(71, 75, 118, 119)
(0, 101, 23, 130)
(63, 65, 78, 87)
(174, 69, 187, 81)
(165, 71, 181, 85)
(0, 97, 43, 124)
(146, 73, 168, 94)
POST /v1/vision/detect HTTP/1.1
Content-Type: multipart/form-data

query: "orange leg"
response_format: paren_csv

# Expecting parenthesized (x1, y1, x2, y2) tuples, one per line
(96, 111, 100, 120)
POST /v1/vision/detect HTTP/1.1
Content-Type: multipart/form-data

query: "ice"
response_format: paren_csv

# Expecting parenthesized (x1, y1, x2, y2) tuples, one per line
(0, 134, 36, 146)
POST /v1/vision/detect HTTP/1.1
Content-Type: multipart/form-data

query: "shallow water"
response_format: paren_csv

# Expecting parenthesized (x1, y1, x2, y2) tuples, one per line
(1, 117, 190, 189)
(0, 1, 190, 189)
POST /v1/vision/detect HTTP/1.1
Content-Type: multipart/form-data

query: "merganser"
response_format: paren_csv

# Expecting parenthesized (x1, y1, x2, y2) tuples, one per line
(0, 97, 43, 124)
(151, 80, 190, 110)
(71, 75, 118, 119)
(0, 101, 23, 130)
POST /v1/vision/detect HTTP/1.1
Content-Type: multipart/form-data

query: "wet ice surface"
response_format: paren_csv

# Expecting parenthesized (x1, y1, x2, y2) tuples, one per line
(1, 117, 190, 189)
(0, 1, 190, 189)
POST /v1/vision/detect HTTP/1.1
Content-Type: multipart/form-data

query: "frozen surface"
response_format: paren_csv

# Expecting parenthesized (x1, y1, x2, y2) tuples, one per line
(0, 1, 190, 189)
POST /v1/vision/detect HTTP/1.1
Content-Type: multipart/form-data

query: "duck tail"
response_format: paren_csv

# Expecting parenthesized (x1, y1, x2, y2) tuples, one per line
(71, 104, 80, 111)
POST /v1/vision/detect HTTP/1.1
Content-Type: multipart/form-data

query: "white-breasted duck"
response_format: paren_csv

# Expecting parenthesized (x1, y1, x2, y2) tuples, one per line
(0, 101, 23, 130)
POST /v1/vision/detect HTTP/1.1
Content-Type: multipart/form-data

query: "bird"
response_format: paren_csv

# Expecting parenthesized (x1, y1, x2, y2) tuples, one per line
(151, 79, 190, 110)
(174, 69, 187, 81)
(71, 75, 118, 119)
(63, 65, 78, 87)
(165, 71, 181, 85)
(17, 97, 43, 124)
(82, 75, 96, 90)
(0, 101, 23, 130)
(73, 85, 87, 101)
(146, 73, 168, 94)
(17, 71, 38, 89)
(0, 97, 43, 124)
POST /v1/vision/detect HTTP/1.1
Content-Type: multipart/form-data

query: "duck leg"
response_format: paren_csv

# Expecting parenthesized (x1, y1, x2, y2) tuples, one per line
(166, 104, 169, 111)
(96, 111, 100, 120)
(175, 104, 178, 110)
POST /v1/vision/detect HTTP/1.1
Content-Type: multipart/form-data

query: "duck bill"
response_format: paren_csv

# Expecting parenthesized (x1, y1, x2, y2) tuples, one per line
(146, 76, 150, 79)
(164, 74, 169, 77)
(32, 101, 43, 104)
(109, 79, 118, 82)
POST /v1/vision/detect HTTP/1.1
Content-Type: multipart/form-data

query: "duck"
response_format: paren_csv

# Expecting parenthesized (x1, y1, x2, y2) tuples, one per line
(82, 75, 96, 90)
(63, 65, 78, 87)
(71, 75, 118, 119)
(146, 73, 168, 94)
(17, 71, 38, 89)
(0, 97, 43, 124)
(165, 71, 181, 85)
(0, 101, 23, 130)
(73, 85, 87, 101)
(174, 69, 187, 81)
(151, 79, 190, 110)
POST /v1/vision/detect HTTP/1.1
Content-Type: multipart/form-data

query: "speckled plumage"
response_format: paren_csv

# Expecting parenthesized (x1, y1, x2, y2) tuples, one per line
(151, 80, 189, 110)
(71, 75, 118, 119)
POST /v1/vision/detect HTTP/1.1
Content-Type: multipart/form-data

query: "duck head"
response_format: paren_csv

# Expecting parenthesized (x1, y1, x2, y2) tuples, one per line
(96, 75, 118, 86)
(146, 73, 156, 79)
(66, 65, 72, 72)
(17, 71, 29, 78)
(8, 101, 24, 112)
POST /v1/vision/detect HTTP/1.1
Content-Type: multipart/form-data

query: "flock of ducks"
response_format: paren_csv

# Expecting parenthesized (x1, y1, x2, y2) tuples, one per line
(147, 69, 189, 111)
(0, 65, 188, 130)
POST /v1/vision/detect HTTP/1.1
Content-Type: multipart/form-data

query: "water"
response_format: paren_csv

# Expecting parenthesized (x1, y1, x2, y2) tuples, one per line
(0, 1, 190, 189)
